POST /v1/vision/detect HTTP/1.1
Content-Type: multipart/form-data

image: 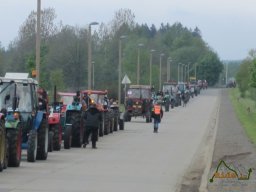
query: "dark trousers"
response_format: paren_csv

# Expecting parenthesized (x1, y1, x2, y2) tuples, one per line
(84, 126, 98, 147)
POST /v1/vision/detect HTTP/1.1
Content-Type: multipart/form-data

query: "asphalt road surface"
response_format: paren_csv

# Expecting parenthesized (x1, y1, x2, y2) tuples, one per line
(0, 89, 220, 192)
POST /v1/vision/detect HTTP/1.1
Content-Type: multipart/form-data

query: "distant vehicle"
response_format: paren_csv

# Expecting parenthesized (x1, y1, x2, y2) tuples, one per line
(162, 81, 179, 109)
(124, 85, 152, 122)
(226, 78, 236, 88)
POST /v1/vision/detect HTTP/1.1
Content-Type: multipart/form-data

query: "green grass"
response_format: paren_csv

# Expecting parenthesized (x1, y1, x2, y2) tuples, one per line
(229, 88, 256, 144)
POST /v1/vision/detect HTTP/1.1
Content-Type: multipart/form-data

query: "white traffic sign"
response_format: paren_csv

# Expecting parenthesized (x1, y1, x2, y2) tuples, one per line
(122, 74, 131, 84)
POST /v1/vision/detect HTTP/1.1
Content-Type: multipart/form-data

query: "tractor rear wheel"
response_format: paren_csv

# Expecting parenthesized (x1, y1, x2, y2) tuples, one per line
(0, 123, 5, 172)
(3, 137, 8, 169)
(48, 131, 53, 152)
(119, 119, 124, 130)
(71, 112, 83, 147)
(27, 130, 38, 162)
(7, 126, 22, 167)
(113, 117, 118, 131)
(36, 118, 48, 160)
(53, 124, 61, 151)
(64, 125, 72, 149)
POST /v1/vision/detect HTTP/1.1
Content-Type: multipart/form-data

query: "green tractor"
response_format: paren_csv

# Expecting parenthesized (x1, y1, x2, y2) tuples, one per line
(0, 115, 8, 172)
(0, 73, 49, 166)
(58, 92, 84, 149)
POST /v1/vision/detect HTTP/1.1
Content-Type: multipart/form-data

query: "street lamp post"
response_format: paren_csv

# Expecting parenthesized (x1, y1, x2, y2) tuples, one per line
(194, 63, 197, 81)
(87, 21, 98, 89)
(118, 35, 126, 107)
(188, 63, 190, 81)
(182, 64, 185, 82)
(178, 63, 181, 82)
(159, 53, 165, 90)
(149, 49, 155, 87)
(184, 65, 187, 82)
(137, 43, 144, 84)
(36, 0, 41, 83)
(92, 61, 95, 89)
(167, 57, 172, 82)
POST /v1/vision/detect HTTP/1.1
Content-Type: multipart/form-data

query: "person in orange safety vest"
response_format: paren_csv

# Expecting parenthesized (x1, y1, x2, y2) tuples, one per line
(151, 100, 163, 133)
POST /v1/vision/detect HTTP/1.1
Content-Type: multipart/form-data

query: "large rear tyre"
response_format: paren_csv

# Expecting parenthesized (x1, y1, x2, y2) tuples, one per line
(36, 118, 48, 160)
(64, 125, 72, 149)
(48, 131, 53, 152)
(53, 124, 61, 151)
(113, 117, 118, 131)
(71, 112, 83, 148)
(3, 137, 8, 169)
(99, 122, 104, 137)
(0, 121, 5, 171)
(27, 130, 38, 162)
(7, 126, 22, 167)
(119, 119, 124, 130)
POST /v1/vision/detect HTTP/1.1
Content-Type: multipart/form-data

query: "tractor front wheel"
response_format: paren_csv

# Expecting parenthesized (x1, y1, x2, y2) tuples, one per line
(53, 124, 61, 151)
(36, 118, 48, 160)
(27, 130, 38, 162)
(7, 126, 22, 167)
(64, 125, 72, 149)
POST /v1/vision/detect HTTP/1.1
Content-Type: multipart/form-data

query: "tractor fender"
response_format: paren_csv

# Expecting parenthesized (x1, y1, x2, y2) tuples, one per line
(48, 112, 61, 125)
(33, 111, 44, 130)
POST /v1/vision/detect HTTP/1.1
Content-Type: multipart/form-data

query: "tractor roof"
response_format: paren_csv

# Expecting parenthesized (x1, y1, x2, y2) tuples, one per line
(129, 85, 151, 89)
(81, 90, 108, 95)
(57, 92, 76, 96)
(0, 73, 38, 84)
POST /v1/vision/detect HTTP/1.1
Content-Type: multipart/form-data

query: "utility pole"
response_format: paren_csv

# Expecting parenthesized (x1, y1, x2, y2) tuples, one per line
(118, 35, 126, 107)
(149, 49, 155, 87)
(137, 43, 144, 84)
(87, 22, 98, 89)
(36, 0, 41, 82)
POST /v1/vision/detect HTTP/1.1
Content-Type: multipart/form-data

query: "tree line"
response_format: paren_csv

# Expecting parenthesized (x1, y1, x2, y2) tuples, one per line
(236, 49, 256, 98)
(0, 8, 223, 98)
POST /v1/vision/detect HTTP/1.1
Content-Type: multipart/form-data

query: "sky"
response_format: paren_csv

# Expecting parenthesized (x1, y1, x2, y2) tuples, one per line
(0, 0, 256, 60)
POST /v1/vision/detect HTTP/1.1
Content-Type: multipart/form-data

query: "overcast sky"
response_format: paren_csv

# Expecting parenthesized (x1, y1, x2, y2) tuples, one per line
(0, 0, 255, 60)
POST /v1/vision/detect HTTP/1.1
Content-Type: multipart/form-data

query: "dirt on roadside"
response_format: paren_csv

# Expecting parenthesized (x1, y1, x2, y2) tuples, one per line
(207, 89, 256, 192)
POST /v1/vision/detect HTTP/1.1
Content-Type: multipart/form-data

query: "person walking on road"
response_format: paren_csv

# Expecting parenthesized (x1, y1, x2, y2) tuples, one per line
(82, 102, 102, 149)
(151, 100, 163, 133)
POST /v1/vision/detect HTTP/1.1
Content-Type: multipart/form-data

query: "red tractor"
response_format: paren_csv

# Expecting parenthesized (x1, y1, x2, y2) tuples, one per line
(47, 86, 63, 152)
(80, 90, 112, 137)
(124, 85, 153, 123)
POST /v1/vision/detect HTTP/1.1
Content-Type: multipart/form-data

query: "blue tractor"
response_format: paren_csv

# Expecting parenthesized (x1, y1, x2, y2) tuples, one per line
(0, 73, 49, 166)
(63, 92, 84, 149)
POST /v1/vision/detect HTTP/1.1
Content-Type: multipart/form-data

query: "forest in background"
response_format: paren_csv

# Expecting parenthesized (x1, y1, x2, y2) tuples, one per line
(0, 8, 223, 98)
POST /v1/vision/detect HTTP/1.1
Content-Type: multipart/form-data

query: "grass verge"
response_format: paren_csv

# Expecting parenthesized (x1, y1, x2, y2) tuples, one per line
(229, 88, 256, 144)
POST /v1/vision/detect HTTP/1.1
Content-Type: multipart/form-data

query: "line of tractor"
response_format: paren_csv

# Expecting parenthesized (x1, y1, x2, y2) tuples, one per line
(0, 72, 207, 173)
(0, 73, 124, 172)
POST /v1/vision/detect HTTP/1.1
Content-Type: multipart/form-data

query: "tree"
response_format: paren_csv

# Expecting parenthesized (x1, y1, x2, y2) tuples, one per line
(236, 60, 250, 97)
(197, 52, 223, 86)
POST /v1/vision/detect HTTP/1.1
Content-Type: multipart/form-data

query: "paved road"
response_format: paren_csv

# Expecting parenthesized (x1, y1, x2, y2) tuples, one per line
(0, 89, 220, 192)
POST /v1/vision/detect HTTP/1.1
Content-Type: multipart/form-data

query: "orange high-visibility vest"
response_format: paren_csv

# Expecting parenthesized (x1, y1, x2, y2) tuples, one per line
(154, 105, 161, 115)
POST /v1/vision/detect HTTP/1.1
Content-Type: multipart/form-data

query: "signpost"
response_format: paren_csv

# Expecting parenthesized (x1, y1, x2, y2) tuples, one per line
(122, 74, 131, 102)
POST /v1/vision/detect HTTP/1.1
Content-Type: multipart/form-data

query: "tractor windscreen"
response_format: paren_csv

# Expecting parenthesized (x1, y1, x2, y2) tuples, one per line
(60, 96, 73, 105)
(0, 82, 32, 112)
(127, 89, 140, 98)
(127, 88, 151, 99)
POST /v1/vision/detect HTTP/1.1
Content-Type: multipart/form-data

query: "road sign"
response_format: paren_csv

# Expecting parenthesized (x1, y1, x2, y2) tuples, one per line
(122, 74, 131, 84)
